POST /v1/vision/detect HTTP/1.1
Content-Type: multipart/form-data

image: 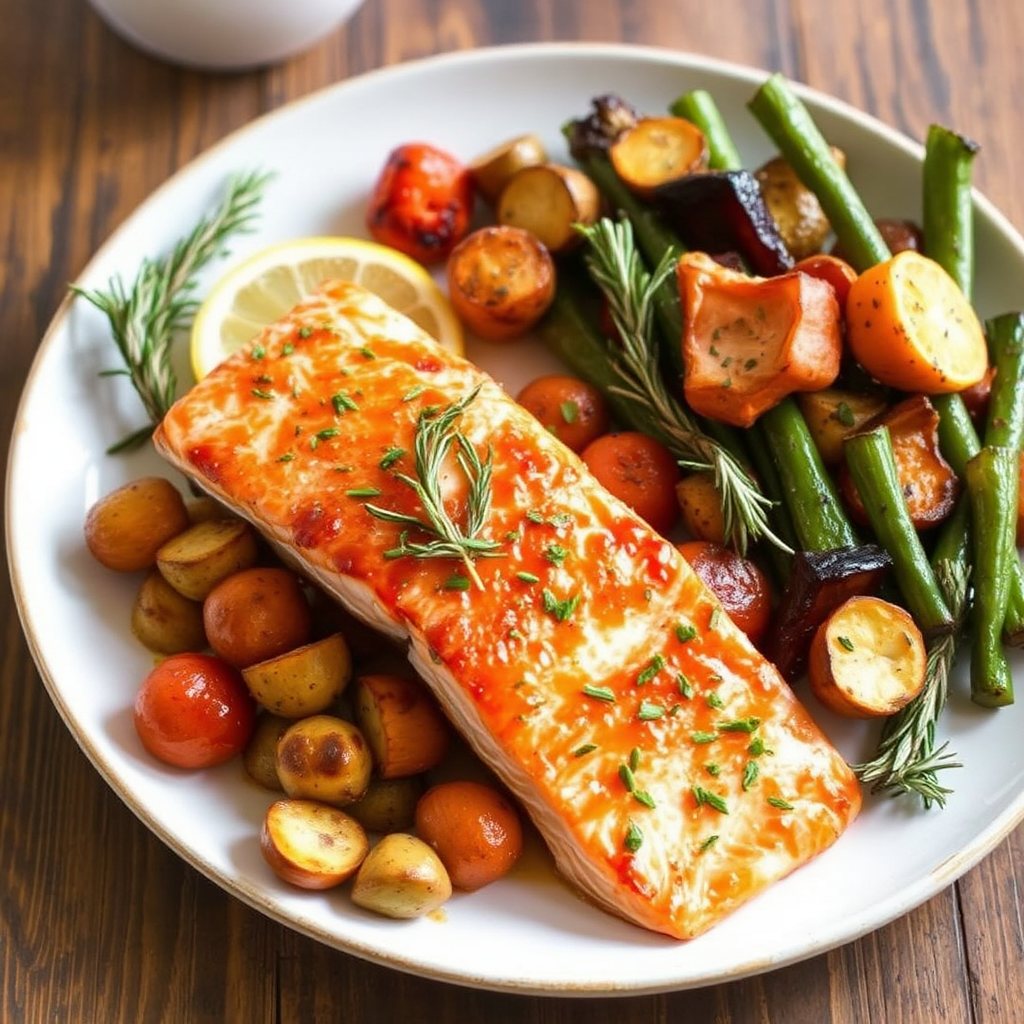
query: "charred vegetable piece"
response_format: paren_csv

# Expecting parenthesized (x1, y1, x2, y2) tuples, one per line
(840, 394, 960, 530)
(762, 544, 892, 681)
(676, 251, 842, 427)
(564, 93, 642, 155)
(366, 142, 475, 265)
(652, 170, 795, 277)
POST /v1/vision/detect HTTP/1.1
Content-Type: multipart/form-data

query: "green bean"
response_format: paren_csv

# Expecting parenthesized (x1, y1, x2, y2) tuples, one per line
(669, 89, 743, 171)
(843, 427, 953, 636)
(983, 312, 1024, 450)
(965, 446, 1018, 706)
(747, 73, 890, 272)
(759, 398, 858, 552)
(922, 125, 979, 297)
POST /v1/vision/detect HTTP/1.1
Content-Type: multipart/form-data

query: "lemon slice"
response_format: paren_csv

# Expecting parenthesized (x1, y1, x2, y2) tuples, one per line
(190, 236, 464, 379)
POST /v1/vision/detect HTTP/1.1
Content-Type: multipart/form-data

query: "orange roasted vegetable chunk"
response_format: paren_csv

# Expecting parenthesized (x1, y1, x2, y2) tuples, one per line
(609, 116, 707, 198)
(677, 252, 842, 428)
(839, 394, 960, 530)
(845, 250, 988, 393)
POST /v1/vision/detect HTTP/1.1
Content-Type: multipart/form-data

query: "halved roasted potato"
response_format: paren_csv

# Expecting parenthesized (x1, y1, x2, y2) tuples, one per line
(275, 715, 373, 806)
(469, 133, 547, 204)
(350, 832, 452, 919)
(496, 164, 600, 253)
(156, 518, 260, 600)
(130, 569, 207, 654)
(242, 632, 352, 718)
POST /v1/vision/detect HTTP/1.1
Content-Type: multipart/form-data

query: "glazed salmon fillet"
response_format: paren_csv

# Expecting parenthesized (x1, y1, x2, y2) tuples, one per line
(154, 280, 861, 939)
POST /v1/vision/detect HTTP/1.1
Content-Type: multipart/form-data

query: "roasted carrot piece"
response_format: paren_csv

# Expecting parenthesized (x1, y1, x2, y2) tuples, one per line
(676, 251, 842, 428)
(845, 250, 988, 393)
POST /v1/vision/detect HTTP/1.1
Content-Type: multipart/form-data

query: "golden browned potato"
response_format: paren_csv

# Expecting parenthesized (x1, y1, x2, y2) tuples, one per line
(756, 147, 846, 259)
(446, 225, 556, 342)
(242, 632, 352, 718)
(353, 673, 450, 779)
(797, 387, 889, 467)
(156, 518, 260, 600)
(202, 567, 313, 669)
(84, 476, 190, 572)
(276, 715, 373, 806)
(496, 164, 601, 253)
(260, 798, 369, 889)
(130, 569, 207, 654)
(609, 116, 707, 198)
(345, 775, 424, 833)
(350, 832, 452, 919)
(242, 712, 292, 790)
(807, 595, 926, 717)
(674, 472, 726, 545)
(469, 133, 547, 204)
(186, 495, 233, 524)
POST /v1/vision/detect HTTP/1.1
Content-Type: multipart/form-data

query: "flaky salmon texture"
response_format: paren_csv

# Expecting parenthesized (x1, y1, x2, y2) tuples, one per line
(154, 279, 861, 940)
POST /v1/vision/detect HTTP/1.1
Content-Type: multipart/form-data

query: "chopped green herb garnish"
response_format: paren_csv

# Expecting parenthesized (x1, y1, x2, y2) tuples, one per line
(443, 574, 472, 591)
(624, 821, 643, 853)
(836, 401, 856, 427)
(637, 700, 666, 721)
(359, 346, 376, 359)
(704, 762, 721, 777)
(629, 747, 641, 771)
(544, 544, 569, 565)
(573, 743, 597, 757)
(692, 785, 729, 814)
(402, 384, 426, 402)
(379, 446, 406, 470)
(837, 635, 856, 651)
(516, 571, 540, 584)
(677, 672, 694, 699)
(315, 427, 340, 442)
(251, 343, 266, 359)
(276, 452, 295, 462)
(560, 400, 579, 423)
(618, 764, 637, 791)
(582, 684, 616, 703)
(748, 737, 773, 757)
(542, 588, 579, 622)
(250, 388, 274, 400)
(698, 834, 720, 852)
(331, 390, 359, 414)
(742, 761, 760, 790)
(675, 622, 698, 643)
(633, 790, 656, 809)
(636, 654, 666, 686)
(297, 325, 314, 339)
(767, 796, 795, 811)
(718, 716, 761, 734)
(709, 606, 722, 629)
(691, 730, 718, 745)
(282, 342, 295, 356)
(706, 691, 725, 710)
(346, 487, 382, 498)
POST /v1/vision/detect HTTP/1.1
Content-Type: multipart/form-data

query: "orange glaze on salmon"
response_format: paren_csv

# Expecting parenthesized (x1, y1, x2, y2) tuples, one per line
(154, 280, 861, 940)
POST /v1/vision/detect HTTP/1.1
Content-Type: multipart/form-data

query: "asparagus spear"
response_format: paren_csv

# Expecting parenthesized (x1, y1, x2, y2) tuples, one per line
(669, 89, 743, 171)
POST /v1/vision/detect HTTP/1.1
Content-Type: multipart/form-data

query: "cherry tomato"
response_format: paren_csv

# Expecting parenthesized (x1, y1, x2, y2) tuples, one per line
(516, 374, 611, 453)
(133, 652, 256, 768)
(676, 540, 773, 646)
(366, 142, 474, 264)
(581, 431, 681, 535)
(414, 780, 523, 891)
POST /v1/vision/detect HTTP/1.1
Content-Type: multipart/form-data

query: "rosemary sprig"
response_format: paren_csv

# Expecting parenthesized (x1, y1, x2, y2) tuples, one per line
(577, 217, 788, 556)
(851, 558, 967, 808)
(363, 387, 503, 590)
(73, 169, 272, 452)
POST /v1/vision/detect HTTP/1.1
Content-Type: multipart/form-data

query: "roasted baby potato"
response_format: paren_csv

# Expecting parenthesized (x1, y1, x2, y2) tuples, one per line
(350, 832, 452, 919)
(797, 387, 889, 467)
(674, 471, 727, 545)
(755, 147, 845, 259)
(130, 569, 207, 654)
(85, 476, 190, 572)
(242, 712, 291, 791)
(242, 632, 352, 718)
(353, 673, 450, 779)
(446, 225, 556, 342)
(260, 798, 369, 889)
(156, 518, 260, 601)
(609, 115, 707, 198)
(345, 775, 424, 833)
(808, 595, 926, 717)
(496, 163, 601, 253)
(469, 133, 547, 204)
(276, 715, 373, 806)
(203, 567, 313, 669)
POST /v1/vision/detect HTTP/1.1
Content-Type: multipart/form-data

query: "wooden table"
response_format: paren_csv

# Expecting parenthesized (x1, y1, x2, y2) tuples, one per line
(3, 0, 1023, 1020)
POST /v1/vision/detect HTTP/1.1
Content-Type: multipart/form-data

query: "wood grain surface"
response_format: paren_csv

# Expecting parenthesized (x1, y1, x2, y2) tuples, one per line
(3, 1, 1023, 1021)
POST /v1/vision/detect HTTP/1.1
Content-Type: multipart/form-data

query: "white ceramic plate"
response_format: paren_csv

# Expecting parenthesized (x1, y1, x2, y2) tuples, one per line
(8, 43, 1024, 996)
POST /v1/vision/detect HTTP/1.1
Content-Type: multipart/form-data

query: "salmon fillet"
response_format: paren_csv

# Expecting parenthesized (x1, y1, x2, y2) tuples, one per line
(154, 280, 861, 940)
